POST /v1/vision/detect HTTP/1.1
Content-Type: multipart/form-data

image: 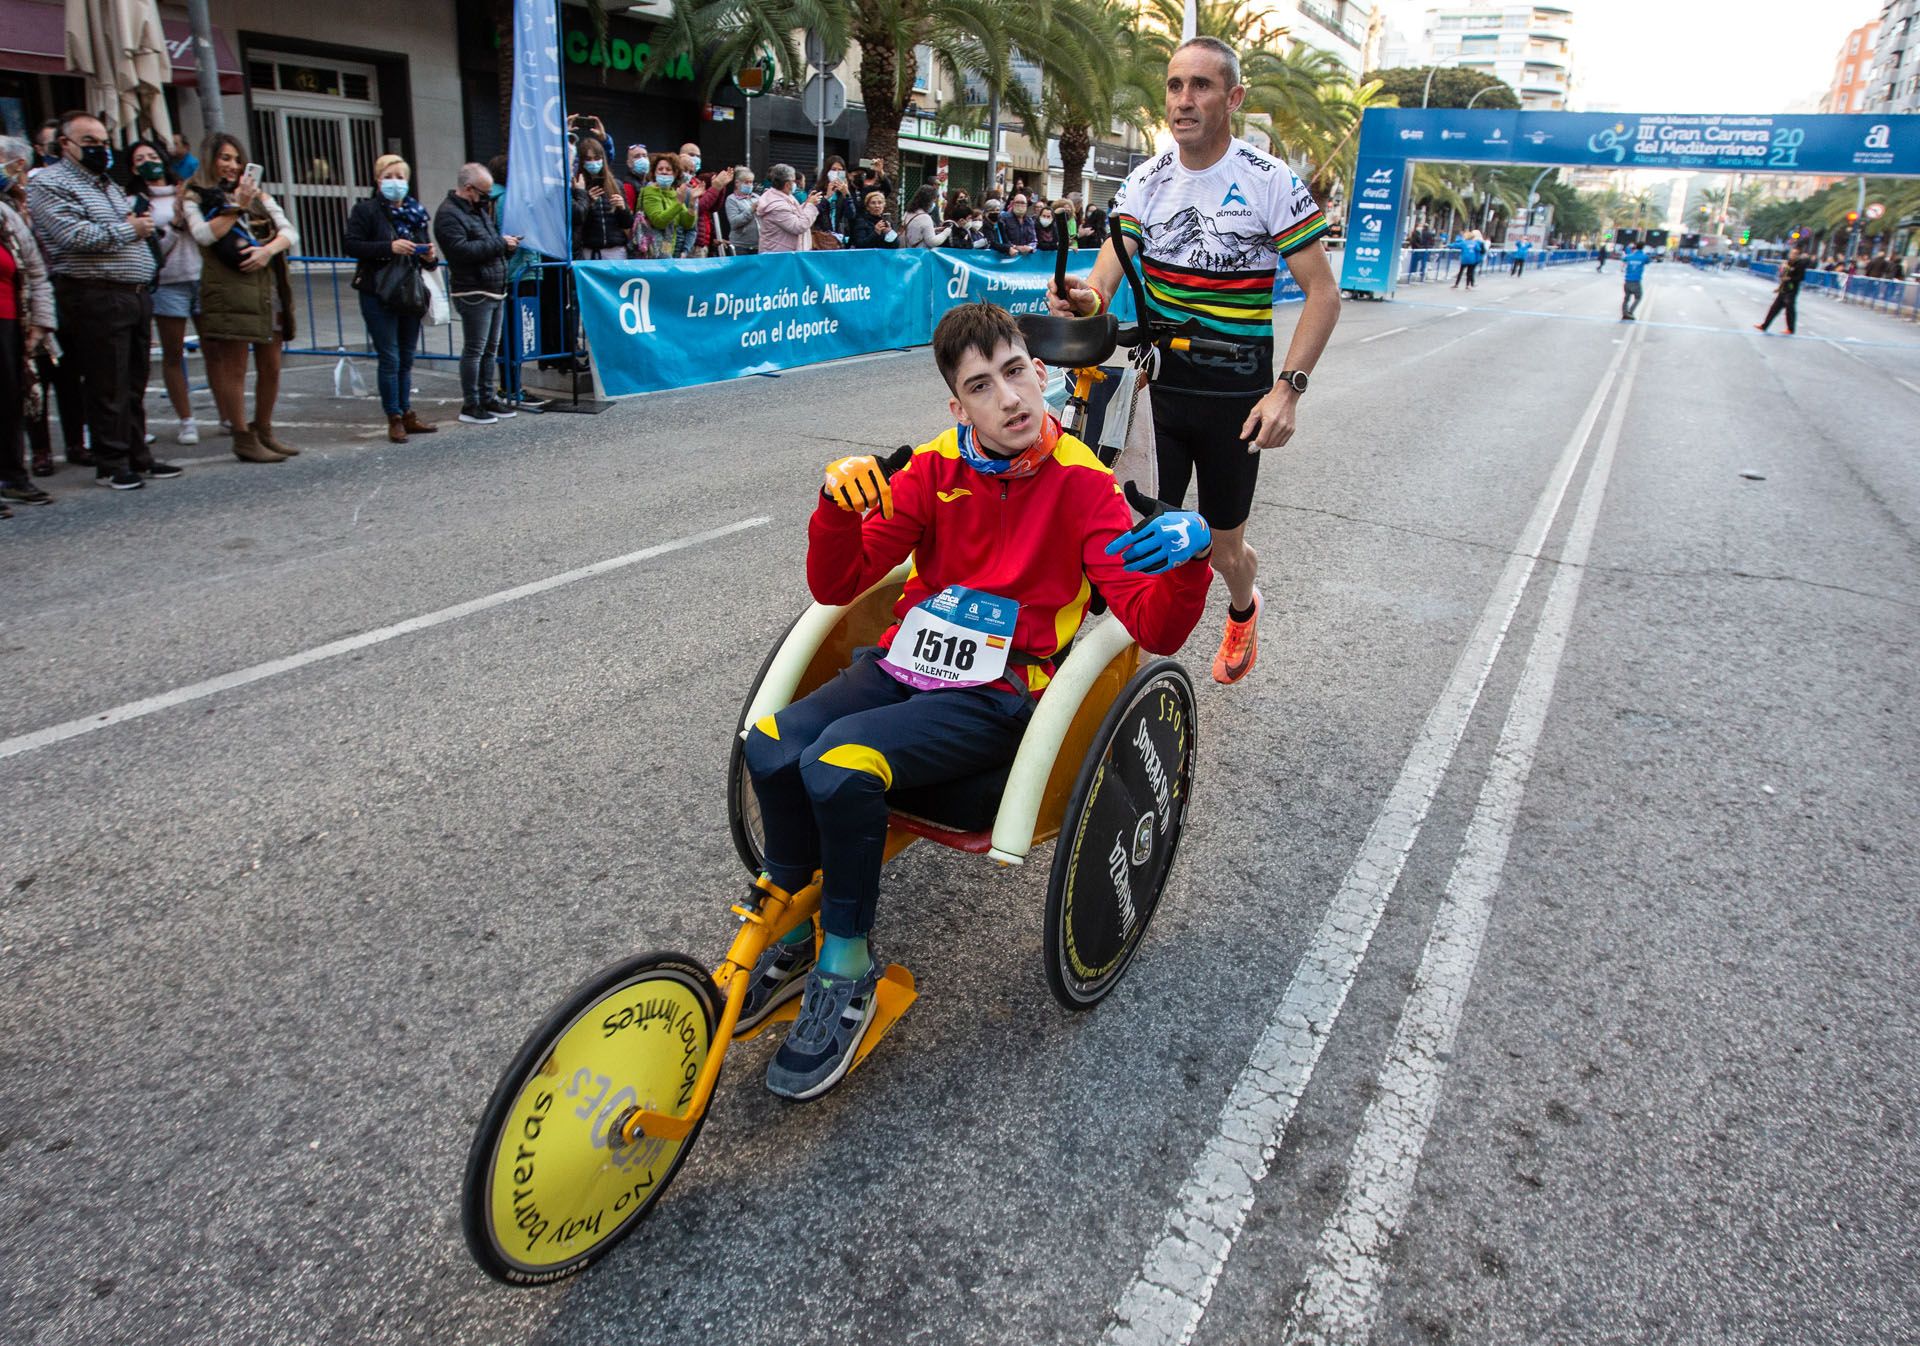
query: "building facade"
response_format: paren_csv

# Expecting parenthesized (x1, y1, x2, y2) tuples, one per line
(1863, 0, 1919, 114)
(1822, 19, 1879, 114)
(1391, 2, 1577, 111)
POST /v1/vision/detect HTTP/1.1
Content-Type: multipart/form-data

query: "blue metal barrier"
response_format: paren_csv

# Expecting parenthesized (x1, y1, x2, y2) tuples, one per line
(283, 255, 586, 400)
(1743, 260, 1917, 321)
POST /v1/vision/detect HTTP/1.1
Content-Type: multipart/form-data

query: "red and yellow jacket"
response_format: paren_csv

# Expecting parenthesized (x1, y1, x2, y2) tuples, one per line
(808, 425, 1213, 693)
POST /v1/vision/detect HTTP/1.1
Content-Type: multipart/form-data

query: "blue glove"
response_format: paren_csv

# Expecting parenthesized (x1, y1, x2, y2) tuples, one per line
(1105, 481, 1211, 574)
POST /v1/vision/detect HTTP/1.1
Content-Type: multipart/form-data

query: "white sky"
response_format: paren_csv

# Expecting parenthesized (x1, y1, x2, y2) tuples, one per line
(1377, 0, 1873, 115)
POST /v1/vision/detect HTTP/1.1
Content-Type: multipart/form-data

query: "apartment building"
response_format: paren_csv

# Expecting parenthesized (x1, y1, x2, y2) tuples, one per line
(1822, 19, 1879, 113)
(1389, 3, 1577, 111)
(1863, 0, 1919, 113)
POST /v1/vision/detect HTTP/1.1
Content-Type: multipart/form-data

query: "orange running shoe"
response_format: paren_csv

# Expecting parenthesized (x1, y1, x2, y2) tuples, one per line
(1211, 587, 1262, 685)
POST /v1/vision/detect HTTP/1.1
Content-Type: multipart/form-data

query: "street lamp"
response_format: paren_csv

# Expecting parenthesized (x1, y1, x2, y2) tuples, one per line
(1465, 84, 1498, 110)
(1422, 67, 1437, 107)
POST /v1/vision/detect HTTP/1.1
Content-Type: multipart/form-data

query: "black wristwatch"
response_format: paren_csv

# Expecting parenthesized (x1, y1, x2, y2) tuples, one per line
(1277, 369, 1309, 394)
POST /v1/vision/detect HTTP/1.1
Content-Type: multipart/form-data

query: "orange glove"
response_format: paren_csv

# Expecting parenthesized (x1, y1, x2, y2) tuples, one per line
(823, 454, 893, 519)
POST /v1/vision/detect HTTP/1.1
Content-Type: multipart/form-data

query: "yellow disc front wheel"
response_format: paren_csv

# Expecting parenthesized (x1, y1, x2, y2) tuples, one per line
(461, 952, 720, 1285)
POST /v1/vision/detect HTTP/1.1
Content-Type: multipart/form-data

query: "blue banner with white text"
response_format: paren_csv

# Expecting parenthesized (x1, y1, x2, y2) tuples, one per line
(504, 0, 571, 261)
(573, 253, 929, 397)
(1340, 108, 1920, 297)
(573, 247, 1308, 397)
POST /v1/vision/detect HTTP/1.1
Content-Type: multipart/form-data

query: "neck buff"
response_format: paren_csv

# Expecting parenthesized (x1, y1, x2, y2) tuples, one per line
(956, 414, 1061, 480)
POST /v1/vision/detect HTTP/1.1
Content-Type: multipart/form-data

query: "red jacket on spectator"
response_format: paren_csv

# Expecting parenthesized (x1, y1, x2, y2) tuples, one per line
(696, 176, 729, 249)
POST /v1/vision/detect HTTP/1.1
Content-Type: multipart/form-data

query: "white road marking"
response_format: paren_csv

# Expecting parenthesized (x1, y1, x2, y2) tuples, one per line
(1097, 318, 1645, 1346)
(1358, 326, 1411, 345)
(1284, 338, 1645, 1346)
(0, 517, 769, 762)
(1898, 378, 1920, 398)
(1404, 325, 1492, 364)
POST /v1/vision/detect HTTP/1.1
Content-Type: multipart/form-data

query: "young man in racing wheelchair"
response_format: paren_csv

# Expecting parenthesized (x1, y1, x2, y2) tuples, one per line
(739, 302, 1217, 1100)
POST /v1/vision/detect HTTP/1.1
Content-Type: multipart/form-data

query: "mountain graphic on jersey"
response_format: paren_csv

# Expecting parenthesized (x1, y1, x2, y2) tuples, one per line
(1145, 205, 1278, 272)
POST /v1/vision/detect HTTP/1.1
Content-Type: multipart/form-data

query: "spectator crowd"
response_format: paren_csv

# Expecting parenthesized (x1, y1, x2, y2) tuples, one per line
(0, 108, 1143, 518)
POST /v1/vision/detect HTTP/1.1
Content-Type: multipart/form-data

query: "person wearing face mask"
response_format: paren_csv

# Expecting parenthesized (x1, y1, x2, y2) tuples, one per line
(31, 121, 60, 177)
(1033, 201, 1057, 252)
(346, 154, 441, 444)
(752, 164, 818, 255)
(1079, 205, 1108, 251)
(991, 192, 1038, 255)
(850, 190, 900, 249)
(0, 138, 56, 512)
(28, 110, 177, 490)
(125, 139, 202, 447)
(434, 162, 522, 425)
(634, 153, 695, 259)
(814, 158, 855, 242)
(721, 167, 760, 255)
(620, 144, 649, 212)
(678, 141, 734, 259)
(570, 138, 635, 261)
(184, 133, 302, 463)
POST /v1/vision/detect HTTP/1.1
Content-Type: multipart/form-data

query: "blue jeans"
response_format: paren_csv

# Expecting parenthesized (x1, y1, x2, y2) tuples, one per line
(452, 295, 504, 407)
(358, 291, 422, 417)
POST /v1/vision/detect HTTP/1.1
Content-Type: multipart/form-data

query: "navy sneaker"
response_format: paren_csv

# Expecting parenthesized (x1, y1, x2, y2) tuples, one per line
(735, 932, 817, 1036)
(766, 963, 882, 1101)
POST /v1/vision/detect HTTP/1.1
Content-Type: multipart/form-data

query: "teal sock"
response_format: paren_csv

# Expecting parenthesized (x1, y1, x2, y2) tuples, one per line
(818, 933, 871, 978)
(778, 922, 813, 948)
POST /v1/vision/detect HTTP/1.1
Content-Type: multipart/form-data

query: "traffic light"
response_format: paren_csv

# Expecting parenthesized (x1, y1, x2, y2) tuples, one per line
(1739, 228, 1751, 245)
(1846, 210, 1859, 224)
(1790, 229, 1802, 240)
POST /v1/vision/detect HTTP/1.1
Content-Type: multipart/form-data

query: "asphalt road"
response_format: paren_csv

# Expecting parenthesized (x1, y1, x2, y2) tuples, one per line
(3, 260, 1917, 1346)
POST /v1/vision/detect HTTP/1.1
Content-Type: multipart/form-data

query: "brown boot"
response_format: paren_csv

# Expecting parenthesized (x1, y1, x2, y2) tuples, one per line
(388, 415, 408, 444)
(231, 428, 289, 464)
(401, 409, 437, 434)
(251, 421, 300, 456)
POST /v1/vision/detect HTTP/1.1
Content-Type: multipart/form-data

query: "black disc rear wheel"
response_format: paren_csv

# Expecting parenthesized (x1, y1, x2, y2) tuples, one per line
(1043, 660, 1197, 1009)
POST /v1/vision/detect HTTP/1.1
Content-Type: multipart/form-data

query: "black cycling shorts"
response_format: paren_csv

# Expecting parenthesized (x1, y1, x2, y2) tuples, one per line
(1150, 387, 1263, 532)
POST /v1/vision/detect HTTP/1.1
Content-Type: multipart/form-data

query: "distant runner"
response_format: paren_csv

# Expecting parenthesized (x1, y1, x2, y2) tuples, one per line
(1048, 36, 1340, 684)
(1621, 243, 1649, 321)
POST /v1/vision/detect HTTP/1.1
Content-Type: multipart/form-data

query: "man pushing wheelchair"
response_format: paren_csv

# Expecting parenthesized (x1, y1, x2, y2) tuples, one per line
(738, 302, 1218, 1100)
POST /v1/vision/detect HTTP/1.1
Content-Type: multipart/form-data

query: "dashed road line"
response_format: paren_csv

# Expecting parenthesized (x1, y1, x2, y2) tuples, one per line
(1096, 311, 1647, 1346)
(1358, 326, 1411, 344)
(0, 517, 769, 762)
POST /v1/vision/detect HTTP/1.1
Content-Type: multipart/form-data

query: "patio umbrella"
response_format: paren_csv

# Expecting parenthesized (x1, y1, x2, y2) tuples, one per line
(64, 0, 175, 143)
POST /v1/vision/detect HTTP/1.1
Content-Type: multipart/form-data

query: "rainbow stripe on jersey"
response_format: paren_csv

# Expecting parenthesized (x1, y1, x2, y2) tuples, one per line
(1113, 207, 1328, 338)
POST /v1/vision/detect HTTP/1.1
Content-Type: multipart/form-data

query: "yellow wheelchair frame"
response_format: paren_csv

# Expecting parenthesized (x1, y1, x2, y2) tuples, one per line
(460, 236, 1228, 1287)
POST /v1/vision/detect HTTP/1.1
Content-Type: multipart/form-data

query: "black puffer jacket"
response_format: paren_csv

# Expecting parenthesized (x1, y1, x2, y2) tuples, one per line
(433, 190, 509, 293)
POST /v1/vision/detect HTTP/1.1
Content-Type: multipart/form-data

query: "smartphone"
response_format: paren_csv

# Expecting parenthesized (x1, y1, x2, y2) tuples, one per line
(243, 162, 263, 185)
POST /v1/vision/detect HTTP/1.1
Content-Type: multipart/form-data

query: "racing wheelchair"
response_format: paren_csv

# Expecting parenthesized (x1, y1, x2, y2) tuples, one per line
(460, 232, 1251, 1286)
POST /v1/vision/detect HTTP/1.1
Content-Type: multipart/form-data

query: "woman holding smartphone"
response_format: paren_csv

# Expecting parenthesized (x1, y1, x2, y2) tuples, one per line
(125, 139, 203, 447)
(183, 133, 301, 463)
(345, 154, 440, 443)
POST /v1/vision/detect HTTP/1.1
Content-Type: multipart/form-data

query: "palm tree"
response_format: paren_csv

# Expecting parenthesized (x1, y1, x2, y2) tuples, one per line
(1284, 72, 1395, 208)
(842, 0, 1108, 183)
(653, 0, 849, 98)
(1000, 0, 1155, 200)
